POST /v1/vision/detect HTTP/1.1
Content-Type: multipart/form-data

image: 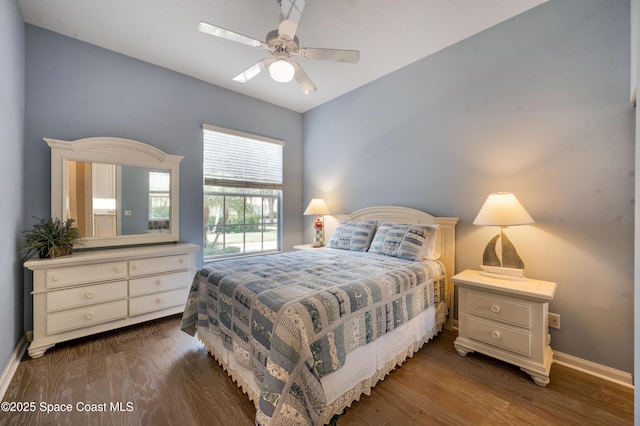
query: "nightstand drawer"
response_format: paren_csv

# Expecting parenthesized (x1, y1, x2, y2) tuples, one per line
(466, 291, 531, 328)
(467, 316, 531, 356)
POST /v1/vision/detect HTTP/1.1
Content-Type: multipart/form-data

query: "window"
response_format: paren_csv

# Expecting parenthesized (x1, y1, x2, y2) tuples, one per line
(203, 124, 283, 259)
(149, 171, 170, 220)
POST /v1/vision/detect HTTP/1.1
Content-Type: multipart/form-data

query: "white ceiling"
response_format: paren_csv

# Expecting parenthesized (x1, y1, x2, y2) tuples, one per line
(18, 0, 547, 113)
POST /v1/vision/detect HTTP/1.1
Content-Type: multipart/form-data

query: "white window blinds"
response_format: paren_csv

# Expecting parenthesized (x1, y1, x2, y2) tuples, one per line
(203, 124, 283, 190)
(149, 171, 170, 192)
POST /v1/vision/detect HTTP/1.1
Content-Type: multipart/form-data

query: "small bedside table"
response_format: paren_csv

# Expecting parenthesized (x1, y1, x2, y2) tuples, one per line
(452, 269, 557, 386)
(293, 244, 325, 250)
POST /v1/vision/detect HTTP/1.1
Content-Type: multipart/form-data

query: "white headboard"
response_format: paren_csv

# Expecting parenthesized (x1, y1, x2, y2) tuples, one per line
(344, 205, 459, 329)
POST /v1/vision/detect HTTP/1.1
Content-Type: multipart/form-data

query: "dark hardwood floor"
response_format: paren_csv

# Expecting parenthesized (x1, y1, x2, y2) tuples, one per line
(2, 315, 633, 425)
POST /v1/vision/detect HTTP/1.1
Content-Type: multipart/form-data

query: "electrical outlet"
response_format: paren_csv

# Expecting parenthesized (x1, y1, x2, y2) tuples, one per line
(548, 313, 561, 329)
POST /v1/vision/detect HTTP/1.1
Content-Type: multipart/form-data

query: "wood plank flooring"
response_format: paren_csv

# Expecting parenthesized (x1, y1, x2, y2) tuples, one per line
(2, 315, 633, 425)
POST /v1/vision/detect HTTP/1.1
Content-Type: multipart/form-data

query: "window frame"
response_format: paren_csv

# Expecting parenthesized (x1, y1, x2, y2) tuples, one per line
(202, 124, 283, 261)
(148, 170, 171, 221)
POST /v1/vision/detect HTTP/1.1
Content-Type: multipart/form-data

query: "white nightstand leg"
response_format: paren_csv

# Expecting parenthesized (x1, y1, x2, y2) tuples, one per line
(453, 339, 473, 357)
(521, 368, 551, 386)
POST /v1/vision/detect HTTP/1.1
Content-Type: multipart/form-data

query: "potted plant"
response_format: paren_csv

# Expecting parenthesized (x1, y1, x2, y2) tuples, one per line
(22, 217, 83, 259)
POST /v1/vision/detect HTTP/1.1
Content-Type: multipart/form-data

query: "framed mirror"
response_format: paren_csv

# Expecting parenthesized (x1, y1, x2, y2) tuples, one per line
(46, 137, 182, 249)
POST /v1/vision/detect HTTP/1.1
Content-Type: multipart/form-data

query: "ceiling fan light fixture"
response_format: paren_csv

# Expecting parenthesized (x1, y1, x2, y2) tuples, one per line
(199, 1, 359, 94)
(269, 58, 295, 83)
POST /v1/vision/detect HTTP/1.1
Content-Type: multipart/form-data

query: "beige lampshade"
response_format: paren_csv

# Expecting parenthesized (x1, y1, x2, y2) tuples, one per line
(304, 198, 330, 215)
(473, 192, 534, 226)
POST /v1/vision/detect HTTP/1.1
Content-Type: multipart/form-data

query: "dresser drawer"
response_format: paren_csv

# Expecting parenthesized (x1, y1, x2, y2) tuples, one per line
(467, 316, 531, 356)
(47, 300, 128, 335)
(129, 288, 188, 316)
(47, 281, 127, 312)
(129, 254, 189, 276)
(466, 291, 531, 328)
(129, 271, 189, 297)
(46, 262, 127, 289)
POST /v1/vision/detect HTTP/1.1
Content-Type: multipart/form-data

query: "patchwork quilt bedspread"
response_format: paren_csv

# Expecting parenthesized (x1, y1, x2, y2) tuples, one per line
(181, 249, 446, 425)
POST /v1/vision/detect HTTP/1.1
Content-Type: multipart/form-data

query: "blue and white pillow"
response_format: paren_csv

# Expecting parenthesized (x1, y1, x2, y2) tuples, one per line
(368, 222, 394, 253)
(327, 220, 378, 252)
(369, 222, 439, 261)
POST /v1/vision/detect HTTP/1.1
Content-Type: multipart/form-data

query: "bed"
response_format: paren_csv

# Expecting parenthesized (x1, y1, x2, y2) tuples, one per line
(181, 206, 458, 425)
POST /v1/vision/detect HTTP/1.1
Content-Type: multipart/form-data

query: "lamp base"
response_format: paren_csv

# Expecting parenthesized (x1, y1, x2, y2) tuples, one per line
(479, 265, 527, 282)
(312, 218, 325, 247)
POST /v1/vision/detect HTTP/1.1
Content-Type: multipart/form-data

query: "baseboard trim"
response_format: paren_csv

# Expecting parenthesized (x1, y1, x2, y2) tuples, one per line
(0, 334, 28, 400)
(451, 321, 632, 388)
(553, 351, 634, 388)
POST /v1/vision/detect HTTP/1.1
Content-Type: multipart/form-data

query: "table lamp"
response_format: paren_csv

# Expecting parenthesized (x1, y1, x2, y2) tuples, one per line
(303, 198, 330, 247)
(473, 192, 534, 281)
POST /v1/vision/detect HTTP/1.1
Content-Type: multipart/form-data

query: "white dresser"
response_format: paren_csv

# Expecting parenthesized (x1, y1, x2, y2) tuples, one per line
(452, 269, 557, 386)
(25, 243, 199, 358)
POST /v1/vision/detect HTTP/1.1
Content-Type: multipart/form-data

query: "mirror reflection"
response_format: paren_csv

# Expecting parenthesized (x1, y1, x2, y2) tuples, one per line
(66, 161, 171, 238)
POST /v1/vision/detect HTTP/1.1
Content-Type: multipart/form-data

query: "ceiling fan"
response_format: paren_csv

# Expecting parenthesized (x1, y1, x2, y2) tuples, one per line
(198, 0, 360, 94)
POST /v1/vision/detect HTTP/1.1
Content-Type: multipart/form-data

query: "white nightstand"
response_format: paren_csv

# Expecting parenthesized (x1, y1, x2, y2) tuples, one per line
(452, 269, 557, 386)
(293, 244, 324, 250)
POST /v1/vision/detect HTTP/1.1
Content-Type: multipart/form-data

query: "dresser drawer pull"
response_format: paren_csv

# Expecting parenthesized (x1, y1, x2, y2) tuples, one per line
(157, 298, 164, 304)
(156, 280, 164, 286)
(115, 267, 122, 273)
(52, 276, 60, 282)
(491, 305, 500, 313)
(85, 291, 95, 299)
(132, 265, 139, 271)
(85, 313, 95, 320)
(491, 331, 501, 339)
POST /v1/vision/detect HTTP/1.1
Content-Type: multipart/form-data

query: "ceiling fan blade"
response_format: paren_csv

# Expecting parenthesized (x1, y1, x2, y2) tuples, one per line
(233, 58, 273, 82)
(233, 58, 274, 83)
(291, 61, 316, 94)
(277, 0, 306, 40)
(299, 47, 360, 64)
(198, 21, 264, 48)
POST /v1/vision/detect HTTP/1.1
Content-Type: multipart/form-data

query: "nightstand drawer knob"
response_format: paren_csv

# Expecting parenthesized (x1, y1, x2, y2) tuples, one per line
(491, 305, 500, 313)
(491, 331, 501, 339)
(85, 313, 95, 320)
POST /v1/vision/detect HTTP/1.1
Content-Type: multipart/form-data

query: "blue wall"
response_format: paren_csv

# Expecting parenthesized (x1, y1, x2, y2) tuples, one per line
(120, 165, 150, 235)
(23, 25, 304, 329)
(303, 0, 634, 373)
(0, 0, 25, 375)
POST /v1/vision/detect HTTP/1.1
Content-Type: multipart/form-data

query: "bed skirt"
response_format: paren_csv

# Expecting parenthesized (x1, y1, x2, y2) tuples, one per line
(195, 300, 446, 425)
